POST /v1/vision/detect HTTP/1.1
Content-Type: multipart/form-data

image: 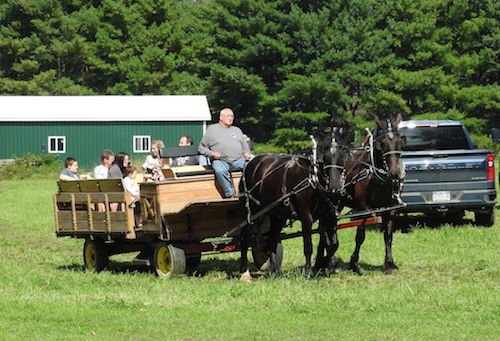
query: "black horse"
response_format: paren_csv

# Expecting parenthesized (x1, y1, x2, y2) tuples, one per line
(238, 132, 350, 282)
(340, 114, 405, 274)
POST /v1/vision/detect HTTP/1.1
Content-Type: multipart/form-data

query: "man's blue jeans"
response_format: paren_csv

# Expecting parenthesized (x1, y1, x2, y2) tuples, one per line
(212, 158, 246, 197)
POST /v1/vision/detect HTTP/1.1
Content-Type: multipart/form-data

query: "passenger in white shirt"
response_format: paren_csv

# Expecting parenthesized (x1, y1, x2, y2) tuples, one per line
(94, 150, 114, 179)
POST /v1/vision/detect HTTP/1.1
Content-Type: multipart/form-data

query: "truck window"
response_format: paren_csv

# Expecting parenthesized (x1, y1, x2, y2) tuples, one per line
(400, 126, 471, 151)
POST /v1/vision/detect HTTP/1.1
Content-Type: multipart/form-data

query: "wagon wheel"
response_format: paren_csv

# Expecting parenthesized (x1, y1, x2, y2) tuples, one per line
(151, 242, 186, 278)
(83, 239, 108, 272)
(252, 242, 283, 271)
(186, 252, 202, 269)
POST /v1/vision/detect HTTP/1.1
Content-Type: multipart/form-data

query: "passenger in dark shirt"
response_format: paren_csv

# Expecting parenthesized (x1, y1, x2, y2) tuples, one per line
(108, 152, 130, 179)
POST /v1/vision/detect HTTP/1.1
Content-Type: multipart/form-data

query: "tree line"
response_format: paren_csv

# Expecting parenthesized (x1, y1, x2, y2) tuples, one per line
(1, 0, 498, 150)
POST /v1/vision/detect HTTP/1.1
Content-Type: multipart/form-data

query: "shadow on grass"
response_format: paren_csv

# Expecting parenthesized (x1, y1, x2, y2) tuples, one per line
(57, 261, 153, 275)
(58, 255, 392, 279)
(394, 213, 474, 232)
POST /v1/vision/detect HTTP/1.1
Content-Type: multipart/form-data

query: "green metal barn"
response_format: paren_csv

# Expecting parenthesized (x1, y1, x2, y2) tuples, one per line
(0, 96, 212, 169)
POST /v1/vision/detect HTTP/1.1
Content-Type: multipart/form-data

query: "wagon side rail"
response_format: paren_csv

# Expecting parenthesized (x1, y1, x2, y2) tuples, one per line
(54, 179, 136, 239)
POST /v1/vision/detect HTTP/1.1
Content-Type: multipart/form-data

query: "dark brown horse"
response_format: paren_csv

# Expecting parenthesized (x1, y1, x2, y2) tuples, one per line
(238, 132, 350, 281)
(340, 114, 404, 274)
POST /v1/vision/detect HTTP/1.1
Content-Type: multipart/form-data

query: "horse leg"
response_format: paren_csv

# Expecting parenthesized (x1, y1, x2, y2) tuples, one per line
(383, 211, 399, 274)
(349, 226, 365, 275)
(239, 226, 252, 283)
(313, 222, 326, 273)
(301, 217, 314, 278)
(267, 223, 283, 275)
(326, 214, 341, 275)
(314, 214, 340, 275)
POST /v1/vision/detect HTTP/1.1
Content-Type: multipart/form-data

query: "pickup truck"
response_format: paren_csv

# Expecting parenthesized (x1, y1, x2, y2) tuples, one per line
(398, 120, 496, 226)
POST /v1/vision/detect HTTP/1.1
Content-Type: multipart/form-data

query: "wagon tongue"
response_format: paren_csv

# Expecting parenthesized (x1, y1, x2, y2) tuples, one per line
(339, 204, 406, 220)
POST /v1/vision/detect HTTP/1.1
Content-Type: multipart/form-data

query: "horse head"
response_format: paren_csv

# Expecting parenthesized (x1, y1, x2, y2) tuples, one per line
(316, 126, 352, 193)
(374, 114, 404, 178)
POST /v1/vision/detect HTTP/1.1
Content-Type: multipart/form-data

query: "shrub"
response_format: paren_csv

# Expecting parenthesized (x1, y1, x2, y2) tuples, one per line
(252, 143, 287, 155)
(0, 154, 62, 180)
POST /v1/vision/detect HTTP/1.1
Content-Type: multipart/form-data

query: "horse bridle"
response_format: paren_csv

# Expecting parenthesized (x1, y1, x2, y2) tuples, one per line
(374, 120, 403, 179)
(310, 135, 348, 193)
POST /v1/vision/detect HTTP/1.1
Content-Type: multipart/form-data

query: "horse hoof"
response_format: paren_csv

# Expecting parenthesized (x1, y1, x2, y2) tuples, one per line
(349, 264, 362, 275)
(240, 270, 253, 283)
(384, 265, 399, 275)
(326, 265, 342, 276)
(304, 268, 314, 279)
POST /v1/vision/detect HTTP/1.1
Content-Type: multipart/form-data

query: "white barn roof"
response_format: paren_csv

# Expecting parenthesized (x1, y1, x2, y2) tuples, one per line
(0, 95, 212, 121)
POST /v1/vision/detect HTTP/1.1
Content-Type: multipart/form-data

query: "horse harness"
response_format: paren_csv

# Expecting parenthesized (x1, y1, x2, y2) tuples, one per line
(239, 154, 337, 228)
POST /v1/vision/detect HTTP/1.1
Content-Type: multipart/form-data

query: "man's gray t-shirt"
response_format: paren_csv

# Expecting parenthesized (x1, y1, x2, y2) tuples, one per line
(198, 124, 250, 163)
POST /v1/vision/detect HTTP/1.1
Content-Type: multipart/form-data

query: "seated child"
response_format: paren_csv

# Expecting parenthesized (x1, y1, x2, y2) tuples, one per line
(142, 140, 166, 181)
(59, 157, 87, 180)
(123, 165, 141, 227)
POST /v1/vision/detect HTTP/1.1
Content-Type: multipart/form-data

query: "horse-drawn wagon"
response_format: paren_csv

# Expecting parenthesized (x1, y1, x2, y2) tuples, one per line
(54, 118, 405, 279)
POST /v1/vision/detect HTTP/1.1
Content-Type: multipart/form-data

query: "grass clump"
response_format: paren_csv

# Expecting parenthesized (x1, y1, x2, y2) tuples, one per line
(0, 154, 62, 180)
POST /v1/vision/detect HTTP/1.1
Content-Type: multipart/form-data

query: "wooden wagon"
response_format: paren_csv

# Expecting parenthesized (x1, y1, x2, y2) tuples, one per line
(54, 147, 382, 278)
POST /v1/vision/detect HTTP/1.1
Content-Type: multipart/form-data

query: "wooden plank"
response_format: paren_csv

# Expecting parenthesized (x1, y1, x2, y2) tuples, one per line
(55, 192, 125, 205)
(110, 212, 132, 232)
(58, 181, 80, 192)
(53, 194, 60, 232)
(79, 180, 100, 192)
(71, 194, 77, 231)
(98, 179, 125, 192)
(87, 194, 94, 232)
(163, 201, 242, 240)
(76, 212, 90, 230)
(104, 193, 112, 234)
(56, 193, 74, 203)
(141, 223, 160, 233)
(56, 212, 74, 231)
(92, 212, 108, 232)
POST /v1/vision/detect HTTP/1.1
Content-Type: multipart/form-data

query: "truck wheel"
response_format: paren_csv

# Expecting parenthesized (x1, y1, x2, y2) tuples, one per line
(447, 210, 464, 224)
(252, 242, 283, 271)
(475, 208, 495, 227)
(83, 239, 108, 272)
(152, 242, 186, 278)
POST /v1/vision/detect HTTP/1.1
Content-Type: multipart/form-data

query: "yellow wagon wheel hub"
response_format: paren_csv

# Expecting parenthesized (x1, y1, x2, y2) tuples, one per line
(84, 243, 97, 269)
(156, 245, 173, 275)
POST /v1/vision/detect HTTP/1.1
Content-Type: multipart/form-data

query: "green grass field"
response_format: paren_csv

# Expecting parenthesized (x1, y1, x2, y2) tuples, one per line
(0, 179, 498, 340)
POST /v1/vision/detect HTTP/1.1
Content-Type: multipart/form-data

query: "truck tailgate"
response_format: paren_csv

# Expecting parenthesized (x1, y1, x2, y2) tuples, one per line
(402, 149, 490, 183)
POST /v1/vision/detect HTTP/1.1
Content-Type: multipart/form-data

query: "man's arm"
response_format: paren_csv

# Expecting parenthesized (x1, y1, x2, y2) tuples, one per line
(198, 133, 211, 157)
(240, 131, 251, 160)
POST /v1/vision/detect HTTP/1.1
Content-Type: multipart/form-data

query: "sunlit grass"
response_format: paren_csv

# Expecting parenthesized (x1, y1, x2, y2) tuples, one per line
(0, 179, 498, 340)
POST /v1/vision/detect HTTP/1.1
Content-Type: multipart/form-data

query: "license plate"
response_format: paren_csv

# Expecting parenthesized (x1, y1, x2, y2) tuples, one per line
(432, 191, 450, 201)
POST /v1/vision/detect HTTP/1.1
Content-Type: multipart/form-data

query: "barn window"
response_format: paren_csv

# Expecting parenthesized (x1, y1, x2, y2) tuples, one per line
(133, 135, 151, 153)
(48, 136, 66, 153)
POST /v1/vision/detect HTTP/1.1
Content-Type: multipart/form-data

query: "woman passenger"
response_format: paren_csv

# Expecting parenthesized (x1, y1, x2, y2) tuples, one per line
(108, 152, 130, 179)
